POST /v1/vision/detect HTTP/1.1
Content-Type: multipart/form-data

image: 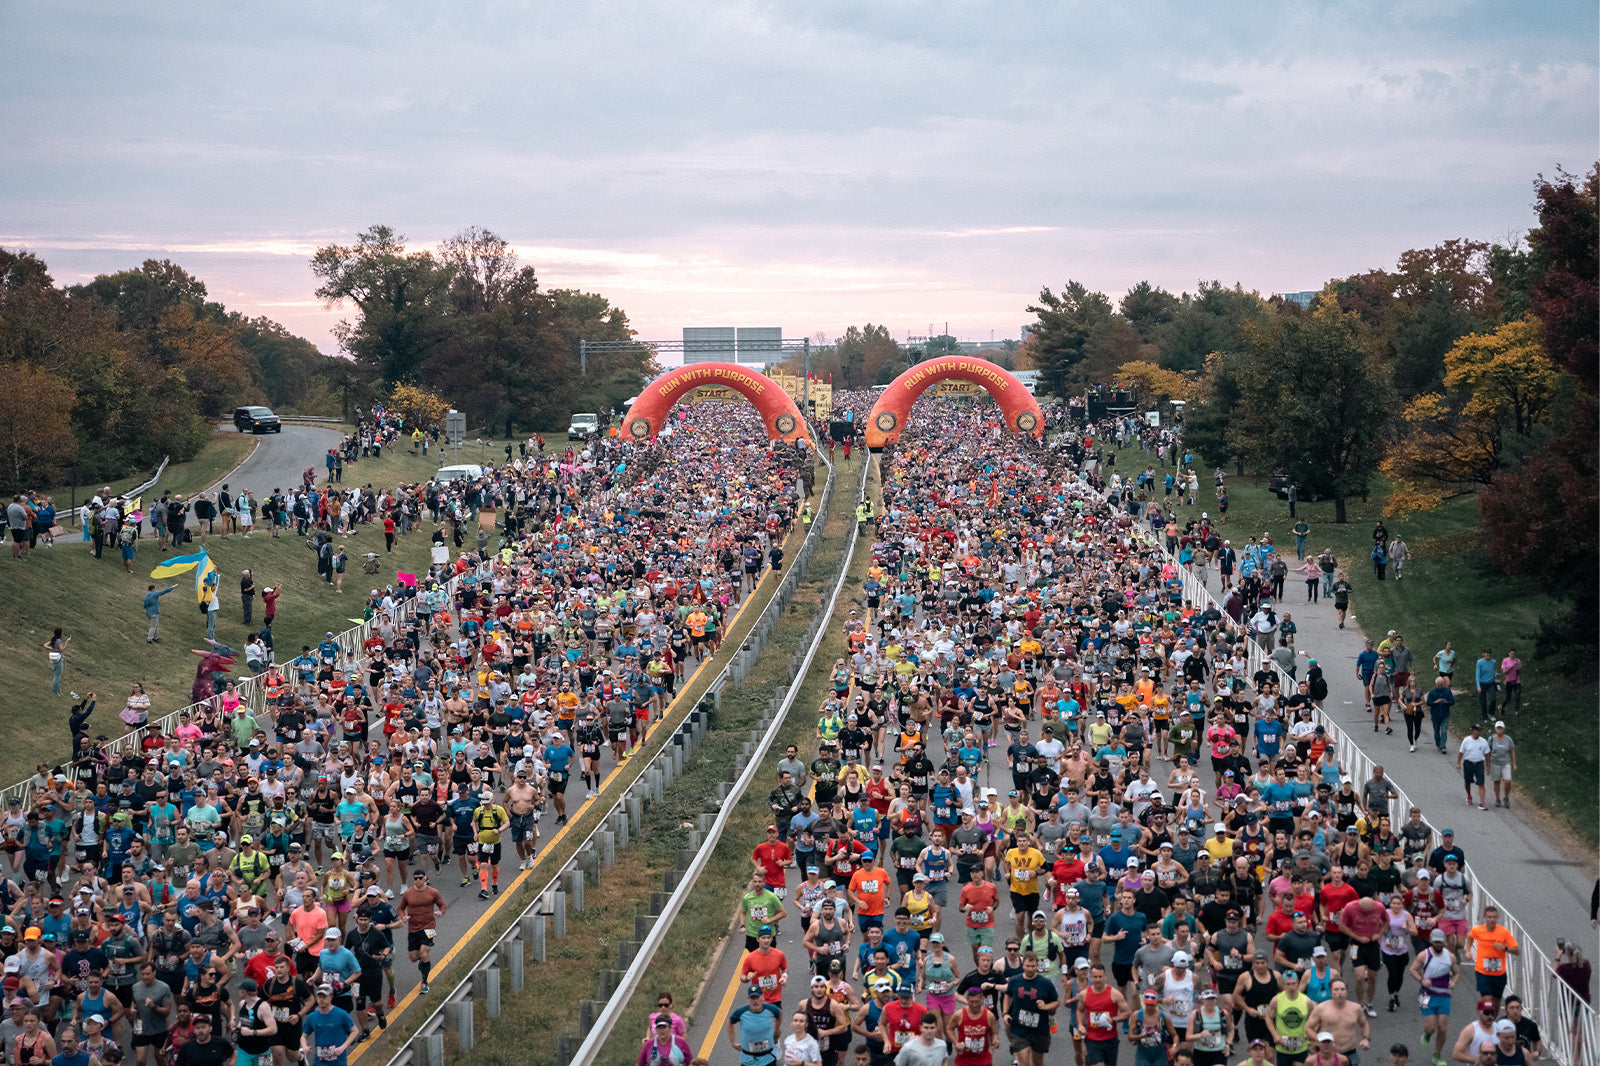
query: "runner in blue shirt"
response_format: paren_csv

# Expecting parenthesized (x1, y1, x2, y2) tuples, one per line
(301, 986, 357, 1066)
(727, 986, 780, 1066)
(543, 737, 575, 825)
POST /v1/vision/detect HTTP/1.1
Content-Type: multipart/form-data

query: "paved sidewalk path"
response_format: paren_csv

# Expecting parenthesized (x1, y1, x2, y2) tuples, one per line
(1194, 566, 1599, 963)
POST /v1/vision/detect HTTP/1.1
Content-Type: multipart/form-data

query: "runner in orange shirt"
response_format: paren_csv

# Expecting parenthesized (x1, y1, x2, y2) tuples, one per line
(1466, 904, 1519, 1004)
(740, 927, 788, 1004)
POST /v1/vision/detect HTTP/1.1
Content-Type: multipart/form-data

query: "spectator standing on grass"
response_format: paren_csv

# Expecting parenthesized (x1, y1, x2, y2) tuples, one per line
(45, 627, 69, 695)
(240, 570, 256, 625)
(1388, 535, 1409, 580)
(145, 585, 176, 643)
(1497, 652, 1521, 717)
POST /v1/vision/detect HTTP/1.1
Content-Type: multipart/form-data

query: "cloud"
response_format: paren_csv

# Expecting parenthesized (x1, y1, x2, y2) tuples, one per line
(0, 0, 1593, 353)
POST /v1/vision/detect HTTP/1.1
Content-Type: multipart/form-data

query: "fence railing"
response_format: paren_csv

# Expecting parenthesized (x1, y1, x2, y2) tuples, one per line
(1151, 527, 1596, 1065)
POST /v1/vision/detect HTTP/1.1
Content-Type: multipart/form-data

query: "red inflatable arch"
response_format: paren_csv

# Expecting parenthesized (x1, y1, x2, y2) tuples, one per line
(865, 356, 1044, 448)
(622, 361, 810, 444)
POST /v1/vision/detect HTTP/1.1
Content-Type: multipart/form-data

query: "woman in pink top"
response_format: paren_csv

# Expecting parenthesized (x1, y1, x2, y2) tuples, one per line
(1498, 651, 1522, 715)
(287, 888, 330, 962)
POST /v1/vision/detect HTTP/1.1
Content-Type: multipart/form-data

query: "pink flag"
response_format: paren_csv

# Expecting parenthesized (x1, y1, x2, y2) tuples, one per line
(396, 571, 417, 588)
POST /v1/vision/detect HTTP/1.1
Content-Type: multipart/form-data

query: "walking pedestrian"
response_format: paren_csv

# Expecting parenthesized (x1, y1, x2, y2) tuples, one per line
(1290, 519, 1309, 560)
(1425, 677, 1455, 755)
(1318, 550, 1337, 598)
(1498, 651, 1522, 716)
(1487, 722, 1516, 809)
(1331, 572, 1353, 629)
(1297, 558, 1320, 603)
(1473, 650, 1498, 722)
(144, 585, 175, 642)
(1457, 723, 1490, 810)
(1388, 534, 1409, 580)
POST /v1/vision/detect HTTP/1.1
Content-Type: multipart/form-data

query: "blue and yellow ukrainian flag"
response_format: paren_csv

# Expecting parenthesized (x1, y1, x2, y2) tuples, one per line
(150, 551, 207, 579)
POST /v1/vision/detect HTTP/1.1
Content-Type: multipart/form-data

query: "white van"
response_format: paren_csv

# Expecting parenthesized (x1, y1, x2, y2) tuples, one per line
(434, 464, 484, 484)
(568, 413, 601, 441)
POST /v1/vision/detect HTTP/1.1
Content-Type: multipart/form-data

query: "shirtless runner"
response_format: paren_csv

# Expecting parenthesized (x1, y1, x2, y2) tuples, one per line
(505, 770, 542, 871)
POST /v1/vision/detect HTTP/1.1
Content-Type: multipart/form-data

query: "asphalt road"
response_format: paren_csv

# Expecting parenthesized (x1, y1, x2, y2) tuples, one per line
(211, 423, 345, 500)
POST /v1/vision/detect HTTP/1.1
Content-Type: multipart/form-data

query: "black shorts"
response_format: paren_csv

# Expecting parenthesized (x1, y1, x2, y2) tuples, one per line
(407, 929, 436, 952)
(1085, 1036, 1120, 1065)
(1353, 939, 1381, 970)
(1010, 890, 1039, 915)
(134, 1033, 168, 1049)
(357, 968, 384, 1004)
(474, 842, 503, 865)
(452, 835, 474, 856)
(383, 848, 412, 862)
(272, 1023, 302, 1048)
(1325, 930, 1349, 953)
(548, 773, 569, 794)
(1463, 761, 1485, 785)
(1008, 1028, 1051, 1054)
(1112, 962, 1135, 987)
(1090, 920, 1105, 939)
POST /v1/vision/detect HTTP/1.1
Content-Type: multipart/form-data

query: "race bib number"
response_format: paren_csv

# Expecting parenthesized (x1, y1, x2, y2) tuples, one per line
(760, 975, 778, 990)
(317, 1048, 341, 1061)
(964, 1037, 985, 1052)
(748, 1040, 772, 1054)
(751, 907, 769, 920)
(1484, 958, 1503, 974)
(1017, 1009, 1040, 1029)
(1279, 1036, 1305, 1053)
(970, 910, 990, 924)
(1015, 868, 1034, 881)
(274, 1008, 290, 1021)
(1090, 1012, 1111, 1030)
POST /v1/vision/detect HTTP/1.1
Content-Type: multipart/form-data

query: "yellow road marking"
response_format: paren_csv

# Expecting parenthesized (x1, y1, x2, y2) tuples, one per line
(696, 948, 751, 1060)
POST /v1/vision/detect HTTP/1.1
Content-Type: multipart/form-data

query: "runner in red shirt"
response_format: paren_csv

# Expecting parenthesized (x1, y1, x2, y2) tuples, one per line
(752, 826, 794, 897)
(950, 986, 999, 1066)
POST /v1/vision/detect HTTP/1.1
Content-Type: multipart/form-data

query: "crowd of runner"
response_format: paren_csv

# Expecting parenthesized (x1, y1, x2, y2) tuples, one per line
(4, 402, 805, 1066)
(716, 399, 1555, 1066)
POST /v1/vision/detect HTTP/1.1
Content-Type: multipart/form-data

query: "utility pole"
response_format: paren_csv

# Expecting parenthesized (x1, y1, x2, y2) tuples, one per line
(579, 339, 587, 376)
(803, 338, 811, 416)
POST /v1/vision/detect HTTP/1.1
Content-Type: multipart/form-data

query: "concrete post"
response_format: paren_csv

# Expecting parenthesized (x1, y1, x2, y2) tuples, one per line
(506, 936, 525, 992)
(565, 868, 585, 913)
(698, 812, 715, 834)
(599, 829, 614, 869)
(525, 913, 547, 964)
(551, 890, 567, 939)
(627, 794, 643, 832)
(424, 1031, 445, 1066)
(613, 811, 629, 850)
(482, 965, 501, 1019)
(455, 1000, 474, 1052)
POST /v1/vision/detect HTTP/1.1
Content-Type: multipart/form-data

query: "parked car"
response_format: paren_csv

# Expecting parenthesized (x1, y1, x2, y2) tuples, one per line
(233, 405, 281, 433)
(1270, 472, 1321, 501)
(568, 412, 601, 440)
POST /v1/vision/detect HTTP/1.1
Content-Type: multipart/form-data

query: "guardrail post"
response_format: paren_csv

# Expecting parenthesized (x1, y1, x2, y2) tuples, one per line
(504, 934, 525, 991)
(564, 869, 585, 913)
(424, 1031, 444, 1066)
(551, 890, 567, 939)
(524, 913, 546, 963)
(481, 965, 501, 1018)
(455, 999, 474, 1052)
(698, 813, 715, 834)
(627, 794, 642, 833)
(556, 1035, 577, 1066)
(599, 829, 615, 869)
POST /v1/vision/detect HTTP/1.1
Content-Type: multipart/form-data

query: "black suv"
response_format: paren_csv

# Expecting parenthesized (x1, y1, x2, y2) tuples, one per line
(233, 406, 282, 433)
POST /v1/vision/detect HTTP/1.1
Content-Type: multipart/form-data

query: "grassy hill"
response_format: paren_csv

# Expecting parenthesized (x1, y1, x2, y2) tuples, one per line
(0, 430, 548, 789)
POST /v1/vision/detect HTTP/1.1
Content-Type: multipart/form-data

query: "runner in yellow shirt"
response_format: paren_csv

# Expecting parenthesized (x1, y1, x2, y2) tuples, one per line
(471, 789, 509, 899)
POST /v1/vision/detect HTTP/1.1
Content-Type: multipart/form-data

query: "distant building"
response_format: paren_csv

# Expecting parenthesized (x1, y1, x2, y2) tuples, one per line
(682, 326, 784, 364)
(1275, 291, 1318, 308)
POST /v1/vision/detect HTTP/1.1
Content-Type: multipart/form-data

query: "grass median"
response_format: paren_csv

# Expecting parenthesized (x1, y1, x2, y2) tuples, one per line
(352, 452, 844, 1065)
(1109, 448, 1598, 845)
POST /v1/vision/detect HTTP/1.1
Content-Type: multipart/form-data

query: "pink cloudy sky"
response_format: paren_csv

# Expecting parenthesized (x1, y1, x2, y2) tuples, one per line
(4, 1, 1595, 354)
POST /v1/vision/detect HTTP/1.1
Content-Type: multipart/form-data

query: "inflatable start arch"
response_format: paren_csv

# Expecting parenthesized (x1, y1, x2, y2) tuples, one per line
(622, 361, 810, 443)
(865, 356, 1045, 448)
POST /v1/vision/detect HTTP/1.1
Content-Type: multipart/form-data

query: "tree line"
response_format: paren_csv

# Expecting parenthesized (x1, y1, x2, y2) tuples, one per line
(0, 251, 340, 491)
(1023, 164, 1596, 666)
